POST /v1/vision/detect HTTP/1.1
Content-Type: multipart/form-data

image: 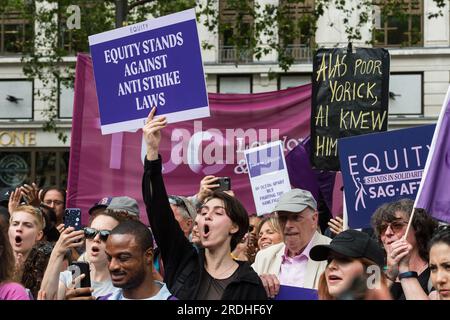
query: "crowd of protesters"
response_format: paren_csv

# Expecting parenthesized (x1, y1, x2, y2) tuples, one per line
(0, 107, 449, 301)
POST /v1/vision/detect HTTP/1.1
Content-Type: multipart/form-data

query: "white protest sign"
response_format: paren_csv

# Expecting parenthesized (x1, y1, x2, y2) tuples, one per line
(244, 141, 291, 215)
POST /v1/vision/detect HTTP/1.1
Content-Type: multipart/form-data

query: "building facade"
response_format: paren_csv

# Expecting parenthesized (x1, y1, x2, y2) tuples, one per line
(0, 0, 448, 190)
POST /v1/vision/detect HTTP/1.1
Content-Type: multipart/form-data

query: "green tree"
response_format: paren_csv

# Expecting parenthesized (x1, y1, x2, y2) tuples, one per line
(3, 0, 445, 142)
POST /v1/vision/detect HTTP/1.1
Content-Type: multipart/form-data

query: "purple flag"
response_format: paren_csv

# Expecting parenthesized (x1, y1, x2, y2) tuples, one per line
(415, 86, 450, 223)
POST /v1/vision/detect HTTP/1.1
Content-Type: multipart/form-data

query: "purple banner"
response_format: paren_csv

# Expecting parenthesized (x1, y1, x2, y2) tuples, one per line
(67, 54, 345, 226)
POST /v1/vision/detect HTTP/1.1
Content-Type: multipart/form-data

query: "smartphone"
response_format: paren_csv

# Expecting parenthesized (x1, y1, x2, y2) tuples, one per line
(69, 262, 91, 288)
(64, 208, 82, 231)
(215, 177, 231, 192)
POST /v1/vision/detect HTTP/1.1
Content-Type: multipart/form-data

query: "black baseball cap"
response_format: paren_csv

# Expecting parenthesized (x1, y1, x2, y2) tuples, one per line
(310, 229, 384, 267)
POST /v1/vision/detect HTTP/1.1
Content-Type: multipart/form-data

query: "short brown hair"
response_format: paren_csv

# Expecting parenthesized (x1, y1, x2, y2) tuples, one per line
(89, 210, 138, 226)
(204, 191, 249, 251)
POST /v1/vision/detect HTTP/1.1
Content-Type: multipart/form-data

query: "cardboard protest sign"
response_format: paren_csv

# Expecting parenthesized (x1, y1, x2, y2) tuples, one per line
(244, 141, 291, 215)
(339, 125, 435, 229)
(311, 47, 390, 171)
(89, 8, 209, 135)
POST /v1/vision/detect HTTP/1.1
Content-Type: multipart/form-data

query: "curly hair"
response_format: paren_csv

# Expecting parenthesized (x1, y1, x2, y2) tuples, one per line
(21, 241, 53, 299)
(371, 199, 438, 261)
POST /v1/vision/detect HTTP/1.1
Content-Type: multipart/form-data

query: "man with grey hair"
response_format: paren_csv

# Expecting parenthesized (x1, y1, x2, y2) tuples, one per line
(252, 189, 331, 298)
(168, 195, 197, 239)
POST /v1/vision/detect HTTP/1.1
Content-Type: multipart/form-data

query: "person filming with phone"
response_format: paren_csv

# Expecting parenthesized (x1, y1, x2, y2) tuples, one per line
(40, 209, 131, 299)
(63, 220, 173, 300)
(192, 176, 234, 207)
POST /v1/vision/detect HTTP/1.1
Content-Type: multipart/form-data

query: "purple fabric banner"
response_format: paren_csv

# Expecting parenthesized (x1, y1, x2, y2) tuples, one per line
(415, 88, 450, 223)
(67, 54, 343, 225)
(286, 136, 337, 215)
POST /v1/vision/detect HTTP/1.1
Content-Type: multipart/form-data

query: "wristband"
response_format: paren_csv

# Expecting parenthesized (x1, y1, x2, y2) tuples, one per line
(384, 266, 398, 281)
(398, 271, 418, 280)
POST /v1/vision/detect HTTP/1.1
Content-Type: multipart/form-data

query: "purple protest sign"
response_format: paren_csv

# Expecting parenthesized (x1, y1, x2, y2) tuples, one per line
(339, 125, 435, 229)
(274, 285, 318, 300)
(89, 8, 209, 135)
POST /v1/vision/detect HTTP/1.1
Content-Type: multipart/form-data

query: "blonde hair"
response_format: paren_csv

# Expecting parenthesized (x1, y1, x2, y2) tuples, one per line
(255, 214, 282, 238)
(10, 205, 46, 231)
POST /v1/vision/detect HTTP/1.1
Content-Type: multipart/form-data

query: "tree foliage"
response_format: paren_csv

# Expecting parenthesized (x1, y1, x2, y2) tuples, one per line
(2, 0, 446, 142)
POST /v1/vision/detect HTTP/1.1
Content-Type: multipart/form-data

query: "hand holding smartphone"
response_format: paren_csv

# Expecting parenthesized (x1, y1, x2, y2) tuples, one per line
(64, 208, 82, 230)
(68, 261, 91, 289)
(214, 177, 231, 192)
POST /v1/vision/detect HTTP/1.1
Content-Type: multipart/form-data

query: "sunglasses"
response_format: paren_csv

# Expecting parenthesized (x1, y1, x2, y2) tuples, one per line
(83, 227, 111, 242)
(380, 220, 408, 234)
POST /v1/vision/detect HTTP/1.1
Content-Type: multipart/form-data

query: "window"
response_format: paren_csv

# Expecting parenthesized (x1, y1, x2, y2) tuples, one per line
(278, 0, 315, 62)
(58, 16, 76, 55)
(0, 149, 69, 189)
(0, 11, 32, 54)
(279, 74, 311, 90)
(388, 73, 422, 115)
(374, 0, 423, 47)
(59, 80, 75, 118)
(0, 80, 33, 119)
(58, 14, 84, 56)
(219, 0, 254, 63)
(218, 75, 252, 93)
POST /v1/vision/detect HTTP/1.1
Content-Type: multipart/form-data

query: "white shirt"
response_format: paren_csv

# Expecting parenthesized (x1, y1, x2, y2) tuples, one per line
(59, 270, 118, 298)
(106, 281, 172, 300)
